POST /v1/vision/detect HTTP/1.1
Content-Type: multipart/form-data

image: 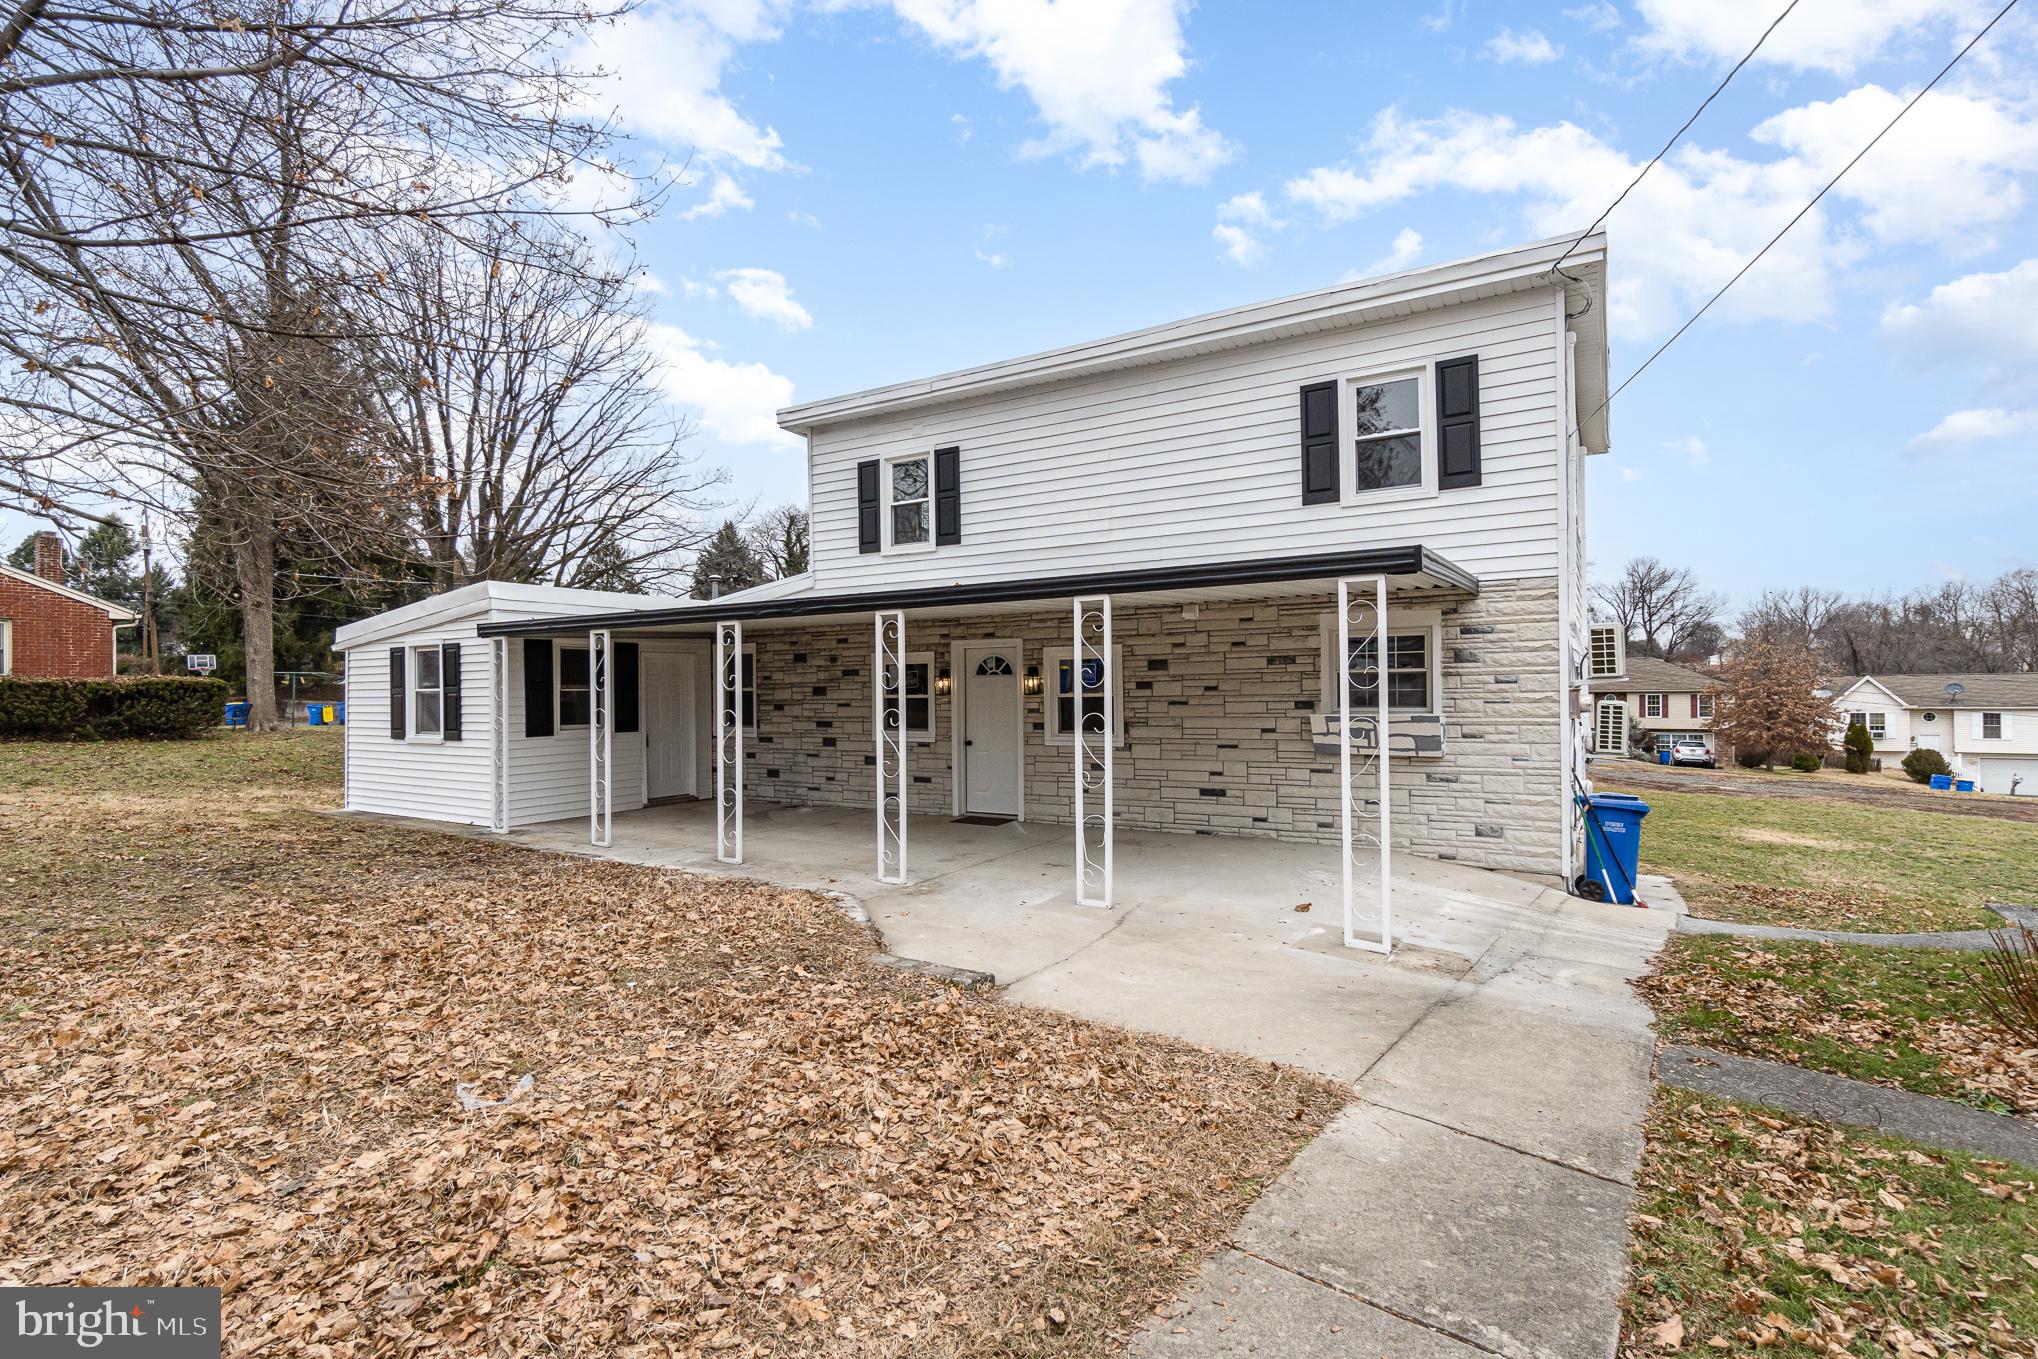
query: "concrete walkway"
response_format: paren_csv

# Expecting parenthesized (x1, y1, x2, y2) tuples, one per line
(1674, 915, 2008, 952)
(1659, 1045, 2038, 1167)
(496, 801, 1675, 1359)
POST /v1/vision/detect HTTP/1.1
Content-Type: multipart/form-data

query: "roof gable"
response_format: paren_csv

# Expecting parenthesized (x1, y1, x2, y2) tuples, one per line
(0, 561, 137, 620)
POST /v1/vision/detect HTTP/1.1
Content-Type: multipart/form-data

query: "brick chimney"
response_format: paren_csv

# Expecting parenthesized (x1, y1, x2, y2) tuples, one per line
(32, 531, 64, 584)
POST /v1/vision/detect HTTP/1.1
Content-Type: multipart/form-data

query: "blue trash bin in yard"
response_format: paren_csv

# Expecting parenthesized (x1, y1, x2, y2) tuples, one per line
(1581, 792, 1651, 905)
(1658, 749, 1672, 765)
(1955, 778, 1975, 793)
(1929, 773, 1953, 790)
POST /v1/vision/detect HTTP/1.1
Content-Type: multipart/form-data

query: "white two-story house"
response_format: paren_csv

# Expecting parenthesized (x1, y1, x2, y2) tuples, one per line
(334, 232, 1612, 939)
(1831, 674, 2038, 792)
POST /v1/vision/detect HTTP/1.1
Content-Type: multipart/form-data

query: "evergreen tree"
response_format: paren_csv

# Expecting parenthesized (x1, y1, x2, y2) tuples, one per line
(689, 521, 765, 600)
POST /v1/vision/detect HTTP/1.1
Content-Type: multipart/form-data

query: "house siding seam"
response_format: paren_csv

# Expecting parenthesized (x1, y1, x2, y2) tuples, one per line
(729, 579, 1563, 877)
(0, 573, 119, 677)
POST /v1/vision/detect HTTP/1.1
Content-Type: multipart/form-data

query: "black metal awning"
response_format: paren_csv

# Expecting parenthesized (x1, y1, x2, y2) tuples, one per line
(477, 544, 1478, 638)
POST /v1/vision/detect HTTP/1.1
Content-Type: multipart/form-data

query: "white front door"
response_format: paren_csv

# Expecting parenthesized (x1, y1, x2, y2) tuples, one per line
(1916, 733, 1942, 753)
(961, 645, 1021, 816)
(645, 652, 698, 800)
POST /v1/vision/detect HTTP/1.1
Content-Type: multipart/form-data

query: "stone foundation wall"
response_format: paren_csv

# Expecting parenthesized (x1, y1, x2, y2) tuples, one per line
(737, 578, 1564, 876)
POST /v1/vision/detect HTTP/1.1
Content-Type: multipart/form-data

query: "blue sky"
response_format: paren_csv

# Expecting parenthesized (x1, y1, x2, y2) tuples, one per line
(13, 1, 2035, 611)
(580, 0, 2038, 610)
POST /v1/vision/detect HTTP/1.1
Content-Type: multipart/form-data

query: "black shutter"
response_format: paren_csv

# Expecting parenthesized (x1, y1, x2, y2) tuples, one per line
(1436, 354, 1482, 490)
(1299, 381, 1339, 504)
(389, 647, 406, 739)
(523, 638, 554, 738)
(934, 446, 961, 546)
(856, 459, 881, 553)
(616, 642, 640, 734)
(441, 642, 463, 741)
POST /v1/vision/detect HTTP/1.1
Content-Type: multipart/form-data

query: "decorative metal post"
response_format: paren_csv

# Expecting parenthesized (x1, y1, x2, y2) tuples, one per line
(715, 620, 744, 863)
(874, 610, 909, 883)
(1073, 594, 1114, 908)
(490, 637, 509, 833)
(1338, 577, 1392, 953)
(589, 629, 612, 848)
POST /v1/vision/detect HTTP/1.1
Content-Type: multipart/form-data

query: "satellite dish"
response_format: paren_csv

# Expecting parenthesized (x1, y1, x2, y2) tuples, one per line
(1945, 682, 1965, 699)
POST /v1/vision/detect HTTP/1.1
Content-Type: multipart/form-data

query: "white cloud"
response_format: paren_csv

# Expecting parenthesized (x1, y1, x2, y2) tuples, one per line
(1421, 0, 1462, 33)
(714, 267, 813, 330)
(678, 275, 720, 300)
(1909, 407, 2038, 452)
(1483, 29, 1564, 64)
(1564, 3, 1622, 33)
(1664, 434, 1710, 468)
(1354, 227, 1425, 278)
(1619, 465, 1645, 481)
(645, 323, 799, 448)
(631, 269, 671, 295)
(1881, 258, 2038, 363)
(975, 248, 1012, 268)
(1212, 190, 1286, 266)
(879, 0, 1234, 184)
(1632, 0, 1991, 75)
(787, 209, 821, 228)
(679, 173, 757, 220)
(950, 112, 973, 142)
(1280, 86, 2038, 338)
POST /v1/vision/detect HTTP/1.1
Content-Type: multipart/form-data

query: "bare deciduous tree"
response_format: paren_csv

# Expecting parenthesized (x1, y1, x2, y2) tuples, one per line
(1592, 557, 1725, 663)
(745, 505, 809, 580)
(368, 223, 718, 593)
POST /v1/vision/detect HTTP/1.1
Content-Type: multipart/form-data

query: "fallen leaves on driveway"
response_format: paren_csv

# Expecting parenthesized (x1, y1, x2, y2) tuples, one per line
(1, 746, 1345, 1358)
(1622, 1090, 2038, 1358)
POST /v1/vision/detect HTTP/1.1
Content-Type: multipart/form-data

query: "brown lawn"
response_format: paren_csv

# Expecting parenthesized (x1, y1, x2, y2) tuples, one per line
(0, 733, 1344, 1357)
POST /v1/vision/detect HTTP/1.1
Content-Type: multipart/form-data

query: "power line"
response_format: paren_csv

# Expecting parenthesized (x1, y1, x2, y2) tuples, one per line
(1580, 0, 2021, 433)
(1551, 0, 1805, 276)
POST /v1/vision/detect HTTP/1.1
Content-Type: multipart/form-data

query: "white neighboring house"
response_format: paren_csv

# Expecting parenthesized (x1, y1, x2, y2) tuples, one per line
(333, 232, 1613, 910)
(1831, 674, 2038, 793)
(1581, 645, 1719, 758)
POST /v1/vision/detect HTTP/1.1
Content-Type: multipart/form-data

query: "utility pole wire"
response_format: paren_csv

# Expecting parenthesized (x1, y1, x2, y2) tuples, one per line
(1551, 0, 1805, 277)
(1577, 0, 2021, 437)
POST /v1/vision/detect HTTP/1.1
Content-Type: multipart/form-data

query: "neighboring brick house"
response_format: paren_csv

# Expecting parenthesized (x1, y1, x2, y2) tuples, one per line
(0, 532, 137, 678)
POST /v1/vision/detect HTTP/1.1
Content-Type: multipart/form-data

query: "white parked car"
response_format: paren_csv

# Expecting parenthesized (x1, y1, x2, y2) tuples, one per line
(1668, 737, 1716, 768)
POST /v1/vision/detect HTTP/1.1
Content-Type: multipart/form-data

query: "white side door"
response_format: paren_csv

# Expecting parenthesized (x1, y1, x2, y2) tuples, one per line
(960, 645, 1021, 817)
(645, 652, 699, 800)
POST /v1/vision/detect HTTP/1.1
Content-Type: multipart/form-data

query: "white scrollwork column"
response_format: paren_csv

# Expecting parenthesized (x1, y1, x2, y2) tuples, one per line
(715, 620, 743, 863)
(1073, 595, 1113, 908)
(589, 628, 612, 848)
(874, 610, 908, 884)
(1339, 577, 1392, 953)
(490, 637, 509, 833)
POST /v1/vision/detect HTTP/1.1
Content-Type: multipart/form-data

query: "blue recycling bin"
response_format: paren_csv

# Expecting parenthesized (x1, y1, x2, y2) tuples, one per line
(1582, 792, 1651, 905)
(333, 702, 346, 725)
(223, 702, 250, 728)
(1658, 749, 1672, 765)
(1955, 779, 1975, 793)
(1929, 773, 1953, 790)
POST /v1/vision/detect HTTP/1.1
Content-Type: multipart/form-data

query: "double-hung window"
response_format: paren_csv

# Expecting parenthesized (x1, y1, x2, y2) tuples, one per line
(882, 652, 934, 742)
(1347, 632, 1432, 711)
(1044, 645, 1123, 746)
(1983, 712, 2004, 740)
(1695, 692, 1715, 720)
(885, 453, 931, 550)
(1848, 710, 1887, 740)
(558, 646, 592, 729)
(1642, 693, 1666, 719)
(1347, 370, 1427, 497)
(411, 644, 444, 738)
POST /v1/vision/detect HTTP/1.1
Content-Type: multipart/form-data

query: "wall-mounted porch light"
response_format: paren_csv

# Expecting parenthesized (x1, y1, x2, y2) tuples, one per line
(934, 669, 952, 697)
(1023, 663, 1043, 696)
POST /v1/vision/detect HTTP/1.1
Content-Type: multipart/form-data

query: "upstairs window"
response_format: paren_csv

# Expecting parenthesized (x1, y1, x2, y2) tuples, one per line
(1695, 692, 1715, 720)
(1349, 371, 1425, 496)
(886, 454, 931, 550)
(1983, 711, 2004, 740)
(1642, 693, 1666, 719)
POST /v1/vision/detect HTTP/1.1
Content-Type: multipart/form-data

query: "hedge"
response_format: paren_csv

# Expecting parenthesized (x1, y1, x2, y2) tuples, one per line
(0, 676, 232, 740)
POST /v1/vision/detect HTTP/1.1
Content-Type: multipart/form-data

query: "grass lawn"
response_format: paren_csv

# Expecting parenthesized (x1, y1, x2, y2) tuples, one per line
(1599, 779, 2038, 931)
(1621, 1089, 2038, 1358)
(1, 734, 1346, 1357)
(1639, 936, 2037, 1119)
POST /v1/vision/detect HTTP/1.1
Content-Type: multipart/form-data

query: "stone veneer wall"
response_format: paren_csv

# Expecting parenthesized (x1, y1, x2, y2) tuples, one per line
(739, 578, 1564, 877)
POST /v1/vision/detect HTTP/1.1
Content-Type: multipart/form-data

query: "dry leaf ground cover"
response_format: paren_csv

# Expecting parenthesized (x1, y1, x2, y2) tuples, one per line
(1639, 937, 2038, 1120)
(1621, 1089, 2038, 1358)
(1597, 780, 2037, 932)
(1, 733, 1346, 1357)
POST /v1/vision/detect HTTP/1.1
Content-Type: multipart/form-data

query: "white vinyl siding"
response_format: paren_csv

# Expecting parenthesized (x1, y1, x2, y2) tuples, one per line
(806, 290, 1567, 589)
(342, 622, 492, 825)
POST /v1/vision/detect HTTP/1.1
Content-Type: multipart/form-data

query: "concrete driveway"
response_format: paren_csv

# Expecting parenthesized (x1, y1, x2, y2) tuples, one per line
(503, 801, 1674, 1358)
